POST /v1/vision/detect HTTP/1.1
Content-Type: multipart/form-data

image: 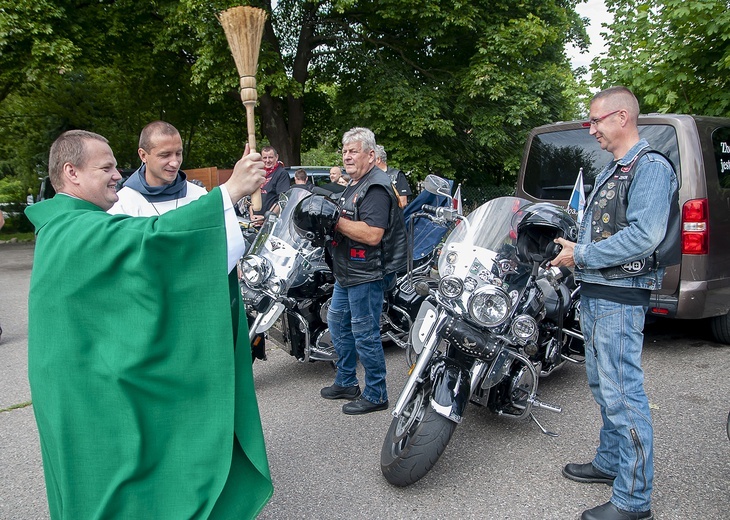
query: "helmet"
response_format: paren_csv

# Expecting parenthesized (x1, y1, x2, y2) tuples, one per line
(516, 203, 577, 263)
(292, 194, 340, 247)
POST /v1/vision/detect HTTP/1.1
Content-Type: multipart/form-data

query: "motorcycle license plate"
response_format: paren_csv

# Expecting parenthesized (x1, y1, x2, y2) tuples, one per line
(411, 301, 438, 355)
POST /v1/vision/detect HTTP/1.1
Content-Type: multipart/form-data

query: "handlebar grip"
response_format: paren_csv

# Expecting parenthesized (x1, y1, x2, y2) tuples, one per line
(422, 204, 438, 215)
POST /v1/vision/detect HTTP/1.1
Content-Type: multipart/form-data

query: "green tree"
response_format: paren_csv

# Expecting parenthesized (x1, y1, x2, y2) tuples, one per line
(1, 0, 590, 193)
(592, 0, 730, 116)
(183, 0, 589, 184)
(0, 0, 249, 188)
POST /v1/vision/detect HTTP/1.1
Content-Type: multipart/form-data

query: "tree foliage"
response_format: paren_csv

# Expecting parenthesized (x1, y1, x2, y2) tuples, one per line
(593, 0, 730, 116)
(0, 0, 589, 199)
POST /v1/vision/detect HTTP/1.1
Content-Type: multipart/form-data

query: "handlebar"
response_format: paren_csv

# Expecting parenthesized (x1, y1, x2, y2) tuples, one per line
(421, 205, 460, 222)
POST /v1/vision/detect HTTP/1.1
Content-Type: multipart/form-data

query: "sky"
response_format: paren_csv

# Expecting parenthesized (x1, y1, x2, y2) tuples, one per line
(566, 0, 614, 71)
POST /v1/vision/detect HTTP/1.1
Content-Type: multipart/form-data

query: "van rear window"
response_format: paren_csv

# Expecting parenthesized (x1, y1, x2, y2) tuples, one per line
(523, 125, 680, 200)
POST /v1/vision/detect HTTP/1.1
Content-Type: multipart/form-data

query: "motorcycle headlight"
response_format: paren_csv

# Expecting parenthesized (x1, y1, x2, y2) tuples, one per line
(438, 276, 464, 299)
(510, 314, 538, 345)
(468, 286, 511, 327)
(240, 255, 273, 288)
(264, 277, 285, 296)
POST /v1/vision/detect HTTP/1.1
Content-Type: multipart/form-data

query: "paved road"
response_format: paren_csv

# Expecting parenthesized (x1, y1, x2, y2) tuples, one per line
(1, 242, 728, 519)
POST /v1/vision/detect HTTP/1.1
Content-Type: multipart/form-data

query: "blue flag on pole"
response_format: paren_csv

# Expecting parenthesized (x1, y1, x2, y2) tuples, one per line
(568, 167, 585, 224)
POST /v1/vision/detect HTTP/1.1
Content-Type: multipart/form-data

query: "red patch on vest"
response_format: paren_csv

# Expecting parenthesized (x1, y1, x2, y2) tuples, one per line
(350, 248, 366, 261)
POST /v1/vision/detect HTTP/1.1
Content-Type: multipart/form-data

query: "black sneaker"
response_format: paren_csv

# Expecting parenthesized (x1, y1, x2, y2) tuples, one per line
(320, 384, 361, 400)
(342, 398, 389, 415)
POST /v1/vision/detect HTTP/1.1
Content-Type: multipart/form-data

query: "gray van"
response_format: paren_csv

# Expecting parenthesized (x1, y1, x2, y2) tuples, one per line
(516, 114, 730, 344)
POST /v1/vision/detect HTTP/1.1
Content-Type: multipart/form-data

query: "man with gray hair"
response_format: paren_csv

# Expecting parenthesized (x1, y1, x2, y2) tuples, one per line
(320, 127, 407, 414)
(375, 144, 411, 208)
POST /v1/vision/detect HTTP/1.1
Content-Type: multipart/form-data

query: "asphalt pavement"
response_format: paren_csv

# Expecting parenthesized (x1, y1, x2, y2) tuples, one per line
(1, 242, 728, 519)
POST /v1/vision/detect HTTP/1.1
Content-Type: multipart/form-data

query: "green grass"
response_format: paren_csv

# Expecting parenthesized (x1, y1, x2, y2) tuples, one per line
(0, 232, 35, 242)
(0, 401, 32, 413)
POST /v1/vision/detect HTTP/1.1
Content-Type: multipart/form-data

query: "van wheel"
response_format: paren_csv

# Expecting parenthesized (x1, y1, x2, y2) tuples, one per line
(710, 312, 730, 345)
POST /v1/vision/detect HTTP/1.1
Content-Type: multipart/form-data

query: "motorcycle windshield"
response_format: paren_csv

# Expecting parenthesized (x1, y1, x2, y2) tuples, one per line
(246, 188, 312, 285)
(438, 196, 534, 279)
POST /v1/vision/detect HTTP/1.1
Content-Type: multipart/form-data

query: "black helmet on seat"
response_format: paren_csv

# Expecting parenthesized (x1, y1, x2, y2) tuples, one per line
(515, 202, 577, 263)
(292, 194, 340, 247)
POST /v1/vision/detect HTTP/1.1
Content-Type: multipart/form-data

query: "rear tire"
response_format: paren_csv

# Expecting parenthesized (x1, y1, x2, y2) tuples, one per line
(710, 312, 730, 345)
(380, 389, 457, 487)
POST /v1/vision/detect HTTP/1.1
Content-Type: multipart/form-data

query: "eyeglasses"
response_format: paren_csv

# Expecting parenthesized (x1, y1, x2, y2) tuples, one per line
(586, 109, 621, 126)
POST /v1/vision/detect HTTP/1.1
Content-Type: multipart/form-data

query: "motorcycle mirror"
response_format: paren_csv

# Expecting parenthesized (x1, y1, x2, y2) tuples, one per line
(423, 174, 453, 200)
(414, 280, 431, 297)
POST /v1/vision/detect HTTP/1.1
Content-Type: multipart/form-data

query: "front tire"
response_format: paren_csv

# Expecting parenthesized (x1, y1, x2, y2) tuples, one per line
(380, 388, 457, 487)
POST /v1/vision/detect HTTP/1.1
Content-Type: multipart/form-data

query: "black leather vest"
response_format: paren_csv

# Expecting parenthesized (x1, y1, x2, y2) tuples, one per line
(590, 148, 681, 279)
(331, 168, 408, 287)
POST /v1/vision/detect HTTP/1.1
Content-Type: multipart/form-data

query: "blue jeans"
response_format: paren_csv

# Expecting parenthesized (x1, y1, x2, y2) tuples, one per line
(327, 278, 389, 404)
(581, 296, 653, 512)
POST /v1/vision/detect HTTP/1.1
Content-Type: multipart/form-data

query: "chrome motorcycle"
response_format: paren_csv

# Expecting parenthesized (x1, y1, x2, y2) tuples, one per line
(380, 176, 584, 487)
(239, 188, 337, 363)
(378, 186, 452, 350)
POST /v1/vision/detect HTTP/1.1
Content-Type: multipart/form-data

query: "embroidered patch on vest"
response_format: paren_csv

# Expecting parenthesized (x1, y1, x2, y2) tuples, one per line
(350, 247, 366, 261)
(620, 258, 646, 274)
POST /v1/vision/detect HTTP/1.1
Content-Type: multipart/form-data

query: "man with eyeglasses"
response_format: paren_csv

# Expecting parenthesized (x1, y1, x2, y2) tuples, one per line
(552, 86, 680, 520)
(319, 127, 407, 414)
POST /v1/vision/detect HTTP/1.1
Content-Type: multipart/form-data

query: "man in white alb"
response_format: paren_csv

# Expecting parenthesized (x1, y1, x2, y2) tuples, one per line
(109, 121, 207, 216)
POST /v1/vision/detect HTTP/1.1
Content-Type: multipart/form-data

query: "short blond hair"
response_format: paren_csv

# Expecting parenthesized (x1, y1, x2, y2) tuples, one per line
(139, 121, 179, 151)
(592, 86, 640, 123)
(48, 130, 108, 190)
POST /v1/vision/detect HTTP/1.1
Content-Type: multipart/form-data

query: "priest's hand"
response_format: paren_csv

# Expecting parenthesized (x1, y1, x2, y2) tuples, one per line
(224, 144, 266, 204)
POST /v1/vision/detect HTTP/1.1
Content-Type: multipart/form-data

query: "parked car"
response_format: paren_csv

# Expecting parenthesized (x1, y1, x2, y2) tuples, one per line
(516, 114, 730, 344)
(284, 166, 333, 188)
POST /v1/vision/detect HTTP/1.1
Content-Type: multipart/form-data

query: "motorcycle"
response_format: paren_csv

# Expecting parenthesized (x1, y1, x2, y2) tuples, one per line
(380, 175, 584, 487)
(242, 181, 453, 365)
(378, 183, 454, 350)
(239, 187, 337, 363)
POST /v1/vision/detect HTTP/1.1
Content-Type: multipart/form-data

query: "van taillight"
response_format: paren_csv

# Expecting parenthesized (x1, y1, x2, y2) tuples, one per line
(681, 198, 708, 255)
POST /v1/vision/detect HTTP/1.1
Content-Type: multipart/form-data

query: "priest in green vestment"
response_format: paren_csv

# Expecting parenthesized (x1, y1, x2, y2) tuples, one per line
(25, 130, 273, 519)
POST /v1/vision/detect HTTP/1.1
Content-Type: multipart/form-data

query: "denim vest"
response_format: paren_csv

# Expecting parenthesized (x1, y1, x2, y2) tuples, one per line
(573, 139, 679, 290)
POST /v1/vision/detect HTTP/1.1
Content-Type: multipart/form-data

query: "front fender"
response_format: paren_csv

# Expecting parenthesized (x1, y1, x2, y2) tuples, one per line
(429, 357, 471, 424)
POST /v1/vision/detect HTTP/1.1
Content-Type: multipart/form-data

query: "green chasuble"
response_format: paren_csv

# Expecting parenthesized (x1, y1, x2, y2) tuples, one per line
(25, 189, 273, 519)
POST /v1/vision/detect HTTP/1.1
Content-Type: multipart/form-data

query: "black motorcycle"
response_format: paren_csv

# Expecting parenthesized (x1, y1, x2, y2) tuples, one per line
(243, 181, 453, 364)
(240, 188, 337, 363)
(380, 176, 584, 487)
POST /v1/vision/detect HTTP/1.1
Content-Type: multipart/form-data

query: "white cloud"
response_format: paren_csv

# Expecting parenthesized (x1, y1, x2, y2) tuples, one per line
(567, 0, 613, 71)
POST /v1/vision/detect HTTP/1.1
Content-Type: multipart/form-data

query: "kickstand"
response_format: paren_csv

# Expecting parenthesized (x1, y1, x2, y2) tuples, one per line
(530, 413, 558, 437)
